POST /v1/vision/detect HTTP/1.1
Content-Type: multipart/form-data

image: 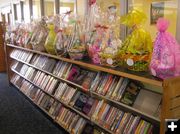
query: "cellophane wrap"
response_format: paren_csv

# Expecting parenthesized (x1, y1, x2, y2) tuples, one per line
(99, 3, 122, 67)
(86, 1, 122, 66)
(150, 18, 180, 79)
(44, 16, 59, 55)
(30, 18, 49, 52)
(54, 12, 75, 56)
(118, 9, 153, 71)
(67, 16, 86, 60)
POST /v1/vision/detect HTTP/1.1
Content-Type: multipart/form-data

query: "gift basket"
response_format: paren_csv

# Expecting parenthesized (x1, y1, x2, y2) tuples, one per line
(30, 18, 49, 52)
(150, 18, 180, 79)
(44, 16, 58, 55)
(23, 24, 33, 49)
(15, 24, 26, 47)
(99, 3, 122, 67)
(86, 1, 122, 67)
(67, 16, 86, 60)
(118, 9, 153, 71)
(86, 1, 107, 64)
(54, 12, 74, 56)
(87, 24, 106, 64)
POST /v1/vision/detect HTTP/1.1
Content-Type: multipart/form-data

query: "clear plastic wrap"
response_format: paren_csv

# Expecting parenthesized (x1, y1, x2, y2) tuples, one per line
(30, 19, 49, 52)
(68, 19, 86, 60)
(86, 1, 122, 66)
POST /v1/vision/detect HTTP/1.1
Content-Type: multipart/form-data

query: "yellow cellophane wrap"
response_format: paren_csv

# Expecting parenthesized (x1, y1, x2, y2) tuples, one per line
(44, 24, 57, 55)
(118, 9, 153, 71)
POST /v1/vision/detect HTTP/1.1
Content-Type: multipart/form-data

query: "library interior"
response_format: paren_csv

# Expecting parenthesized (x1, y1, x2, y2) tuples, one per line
(0, 0, 180, 134)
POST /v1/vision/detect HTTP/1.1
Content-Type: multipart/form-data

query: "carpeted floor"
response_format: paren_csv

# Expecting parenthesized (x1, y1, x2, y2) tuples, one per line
(0, 73, 67, 134)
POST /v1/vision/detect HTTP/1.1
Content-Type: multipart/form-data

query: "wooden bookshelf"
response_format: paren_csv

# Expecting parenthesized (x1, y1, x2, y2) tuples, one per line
(5, 44, 180, 134)
(0, 22, 6, 72)
(11, 68, 113, 134)
(10, 55, 160, 124)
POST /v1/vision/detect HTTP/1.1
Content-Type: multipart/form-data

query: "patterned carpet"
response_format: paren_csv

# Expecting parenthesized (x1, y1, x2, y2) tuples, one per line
(0, 73, 67, 134)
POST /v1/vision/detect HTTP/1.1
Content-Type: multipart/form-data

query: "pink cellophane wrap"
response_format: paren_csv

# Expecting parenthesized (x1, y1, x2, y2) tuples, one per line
(150, 18, 180, 79)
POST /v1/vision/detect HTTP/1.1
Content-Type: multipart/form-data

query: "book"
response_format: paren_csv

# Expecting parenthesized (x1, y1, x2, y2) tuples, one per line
(95, 73, 108, 93)
(96, 102, 108, 121)
(110, 110, 124, 131)
(36, 72, 46, 86)
(41, 75, 51, 89)
(67, 66, 80, 82)
(69, 91, 81, 106)
(107, 108, 119, 130)
(87, 99, 99, 117)
(47, 79, 58, 94)
(89, 72, 101, 91)
(111, 77, 124, 100)
(134, 120, 144, 134)
(43, 58, 57, 73)
(82, 71, 97, 90)
(52, 61, 63, 75)
(82, 97, 95, 115)
(39, 74, 47, 88)
(63, 64, 73, 79)
(62, 63, 73, 79)
(73, 93, 88, 111)
(73, 70, 88, 85)
(120, 82, 140, 106)
(101, 75, 114, 95)
(44, 77, 54, 92)
(115, 113, 131, 133)
(116, 78, 130, 101)
(91, 100, 104, 121)
(123, 115, 135, 133)
(127, 116, 141, 134)
(106, 76, 119, 97)
(98, 104, 111, 125)
(63, 87, 76, 104)
(55, 83, 68, 100)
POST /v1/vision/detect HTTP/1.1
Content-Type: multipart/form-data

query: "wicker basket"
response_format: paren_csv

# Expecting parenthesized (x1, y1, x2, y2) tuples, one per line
(119, 53, 151, 71)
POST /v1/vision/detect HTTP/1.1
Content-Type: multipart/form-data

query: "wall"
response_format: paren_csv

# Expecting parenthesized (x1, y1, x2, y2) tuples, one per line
(130, 0, 178, 40)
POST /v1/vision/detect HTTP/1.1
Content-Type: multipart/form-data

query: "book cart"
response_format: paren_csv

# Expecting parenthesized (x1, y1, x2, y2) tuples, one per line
(5, 43, 180, 134)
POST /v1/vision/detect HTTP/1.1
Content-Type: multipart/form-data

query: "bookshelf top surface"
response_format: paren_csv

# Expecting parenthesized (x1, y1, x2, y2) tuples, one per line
(7, 44, 163, 87)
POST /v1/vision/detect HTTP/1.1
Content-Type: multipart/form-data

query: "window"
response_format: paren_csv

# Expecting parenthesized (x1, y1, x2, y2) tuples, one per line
(33, 0, 41, 19)
(24, 0, 30, 23)
(60, 0, 76, 14)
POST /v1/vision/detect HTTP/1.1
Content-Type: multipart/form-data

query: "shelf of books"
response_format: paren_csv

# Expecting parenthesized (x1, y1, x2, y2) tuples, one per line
(5, 44, 180, 134)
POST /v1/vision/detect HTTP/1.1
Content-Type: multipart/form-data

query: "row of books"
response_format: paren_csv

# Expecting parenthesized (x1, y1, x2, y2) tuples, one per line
(10, 50, 142, 106)
(11, 74, 104, 134)
(11, 50, 161, 118)
(70, 91, 153, 134)
(10, 49, 33, 63)
(30, 54, 57, 73)
(11, 72, 154, 134)
(11, 62, 154, 134)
